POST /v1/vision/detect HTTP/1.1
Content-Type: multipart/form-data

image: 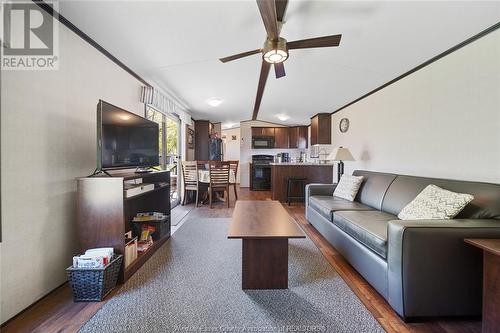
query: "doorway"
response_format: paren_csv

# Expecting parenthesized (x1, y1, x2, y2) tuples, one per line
(165, 115, 180, 207)
(146, 106, 181, 208)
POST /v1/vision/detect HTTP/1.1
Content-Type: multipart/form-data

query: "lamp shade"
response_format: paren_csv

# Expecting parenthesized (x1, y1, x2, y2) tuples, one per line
(328, 146, 355, 161)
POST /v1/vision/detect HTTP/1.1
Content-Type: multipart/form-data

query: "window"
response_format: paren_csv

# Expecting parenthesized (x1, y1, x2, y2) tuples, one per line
(146, 106, 165, 167)
(145, 105, 181, 206)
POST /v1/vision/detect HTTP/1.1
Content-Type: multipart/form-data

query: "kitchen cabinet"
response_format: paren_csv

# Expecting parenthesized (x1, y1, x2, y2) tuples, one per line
(274, 127, 289, 148)
(289, 127, 297, 148)
(289, 126, 308, 149)
(251, 127, 262, 137)
(298, 126, 308, 148)
(271, 164, 333, 202)
(310, 113, 331, 145)
(251, 127, 275, 137)
(251, 126, 309, 149)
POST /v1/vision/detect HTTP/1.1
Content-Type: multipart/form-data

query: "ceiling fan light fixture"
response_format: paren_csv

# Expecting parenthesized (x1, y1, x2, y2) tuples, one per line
(264, 49, 288, 63)
(263, 38, 288, 64)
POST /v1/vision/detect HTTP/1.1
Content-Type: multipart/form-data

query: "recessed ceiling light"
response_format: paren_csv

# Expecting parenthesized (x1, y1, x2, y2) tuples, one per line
(207, 98, 223, 107)
(276, 114, 289, 121)
(119, 114, 131, 121)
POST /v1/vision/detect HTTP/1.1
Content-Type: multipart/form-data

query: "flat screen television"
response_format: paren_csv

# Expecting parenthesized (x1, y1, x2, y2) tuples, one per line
(97, 100, 159, 170)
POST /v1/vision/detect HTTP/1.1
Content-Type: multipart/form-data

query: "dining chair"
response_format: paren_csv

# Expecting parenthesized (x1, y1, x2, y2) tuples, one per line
(229, 160, 239, 201)
(197, 160, 209, 171)
(181, 161, 199, 207)
(208, 161, 231, 208)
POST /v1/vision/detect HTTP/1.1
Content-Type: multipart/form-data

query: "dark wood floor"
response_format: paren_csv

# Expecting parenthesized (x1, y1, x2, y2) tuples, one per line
(1, 186, 481, 333)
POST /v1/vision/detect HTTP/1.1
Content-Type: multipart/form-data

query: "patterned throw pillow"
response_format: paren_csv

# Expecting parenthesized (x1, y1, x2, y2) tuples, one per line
(398, 184, 474, 220)
(333, 175, 364, 202)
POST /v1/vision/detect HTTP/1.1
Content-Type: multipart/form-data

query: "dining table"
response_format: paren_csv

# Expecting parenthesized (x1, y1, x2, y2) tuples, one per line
(198, 169, 236, 184)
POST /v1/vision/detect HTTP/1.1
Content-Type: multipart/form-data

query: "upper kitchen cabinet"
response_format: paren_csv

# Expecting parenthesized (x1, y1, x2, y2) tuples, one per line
(310, 113, 331, 145)
(251, 127, 275, 137)
(274, 127, 289, 148)
(289, 126, 308, 149)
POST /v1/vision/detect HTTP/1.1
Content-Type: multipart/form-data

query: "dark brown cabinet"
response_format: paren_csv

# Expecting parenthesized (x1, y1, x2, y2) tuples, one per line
(252, 127, 275, 137)
(310, 113, 331, 145)
(251, 127, 261, 137)
(289, 127, 297, 148)
(298, 126, 308, 148)
(288, 126, 308, 149)
(195, 120, 214, 160)
(251, 126, 308, 149)
(274, 127, 289, 148)
(271, 165, 333, 201)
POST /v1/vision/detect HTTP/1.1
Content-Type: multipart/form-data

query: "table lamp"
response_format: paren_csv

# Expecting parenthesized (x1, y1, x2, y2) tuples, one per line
(328, 147, 355, 183)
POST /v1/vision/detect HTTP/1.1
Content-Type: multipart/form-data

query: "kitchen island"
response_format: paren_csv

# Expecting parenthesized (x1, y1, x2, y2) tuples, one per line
(270, 163, 334, 202)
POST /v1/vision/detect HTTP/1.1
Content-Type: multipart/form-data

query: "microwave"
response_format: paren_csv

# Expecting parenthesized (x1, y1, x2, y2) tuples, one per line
(252, 136, 275, 149)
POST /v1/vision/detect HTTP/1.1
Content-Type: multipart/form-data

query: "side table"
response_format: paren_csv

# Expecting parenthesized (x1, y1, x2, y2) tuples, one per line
(464, 238, 500, 333)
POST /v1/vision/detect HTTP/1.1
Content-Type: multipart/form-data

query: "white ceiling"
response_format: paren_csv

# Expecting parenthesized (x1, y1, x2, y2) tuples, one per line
(59, 1, 500, 127)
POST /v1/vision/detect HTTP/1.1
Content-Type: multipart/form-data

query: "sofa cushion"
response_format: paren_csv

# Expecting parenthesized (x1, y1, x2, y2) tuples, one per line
(333, 210, 397, 259)
(309, 196, 374, 222)
(353, 170, 397, 210)
(381, 175, 500, 219)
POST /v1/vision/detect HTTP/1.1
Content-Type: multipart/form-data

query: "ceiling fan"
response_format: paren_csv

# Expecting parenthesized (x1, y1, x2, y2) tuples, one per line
(219, 0, 342, 120)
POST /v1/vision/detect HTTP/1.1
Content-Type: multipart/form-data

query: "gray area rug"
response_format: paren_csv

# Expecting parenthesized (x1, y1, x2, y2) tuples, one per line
(79, 218, 383, 333)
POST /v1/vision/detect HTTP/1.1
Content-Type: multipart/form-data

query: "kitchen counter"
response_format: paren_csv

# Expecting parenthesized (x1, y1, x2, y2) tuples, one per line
(270, 164, 333, 202)
(269, 162, 335, 166)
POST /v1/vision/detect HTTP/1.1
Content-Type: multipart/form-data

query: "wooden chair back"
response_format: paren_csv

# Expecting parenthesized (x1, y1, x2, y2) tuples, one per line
(229, 161, 239, 185)
(197, 160, 209, 171)
(182, 161, 198, 190)
(208, 161, 230, 189)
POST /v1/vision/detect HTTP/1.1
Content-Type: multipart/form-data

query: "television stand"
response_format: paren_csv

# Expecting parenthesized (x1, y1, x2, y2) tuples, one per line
(77, 170, 171, 283)
(89, 168, 112, 177)
(135, 167, 154, 174)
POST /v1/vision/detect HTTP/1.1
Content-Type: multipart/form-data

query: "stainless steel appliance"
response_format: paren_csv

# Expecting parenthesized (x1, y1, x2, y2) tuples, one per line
(252, 136, 274, 149)
(209, 138, 223, 160)
(251, 155, 274, 190)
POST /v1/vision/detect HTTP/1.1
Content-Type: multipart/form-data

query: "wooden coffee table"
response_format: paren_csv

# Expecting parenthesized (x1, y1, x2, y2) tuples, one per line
(228, 201, 305, 289)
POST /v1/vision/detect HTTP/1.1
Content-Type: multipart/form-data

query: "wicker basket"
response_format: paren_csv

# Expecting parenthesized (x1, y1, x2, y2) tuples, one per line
(66, 254, 123, 302)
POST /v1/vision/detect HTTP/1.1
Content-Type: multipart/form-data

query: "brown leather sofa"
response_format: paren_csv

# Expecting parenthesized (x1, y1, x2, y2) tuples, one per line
(305, 170, 500, 320)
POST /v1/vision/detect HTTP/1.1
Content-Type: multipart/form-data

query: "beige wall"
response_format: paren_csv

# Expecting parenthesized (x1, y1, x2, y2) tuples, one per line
(331, 29, 500, 184)
(222, 127, 241, 183)
(1, 22, 144, 322)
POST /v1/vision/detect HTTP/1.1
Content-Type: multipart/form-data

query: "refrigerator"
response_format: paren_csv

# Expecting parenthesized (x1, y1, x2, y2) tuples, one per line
(209, 138, 223, 161)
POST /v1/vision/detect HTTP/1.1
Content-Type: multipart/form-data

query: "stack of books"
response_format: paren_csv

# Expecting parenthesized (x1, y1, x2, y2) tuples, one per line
(137, 239, 153, 253)
(132, 212, 168, 222)
(124, 231, 138, 268)
(137, 224, 156, 253)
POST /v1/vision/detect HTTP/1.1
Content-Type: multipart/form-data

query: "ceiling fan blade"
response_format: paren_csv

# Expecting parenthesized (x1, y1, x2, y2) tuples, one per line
(275, 0, 288, 22)
(274, 62, 285, 79)
(287, 34, 342, 50)
(252, 60, 271, 120)
(219, 49, 261, 63)
(256, 0, 279, 40)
